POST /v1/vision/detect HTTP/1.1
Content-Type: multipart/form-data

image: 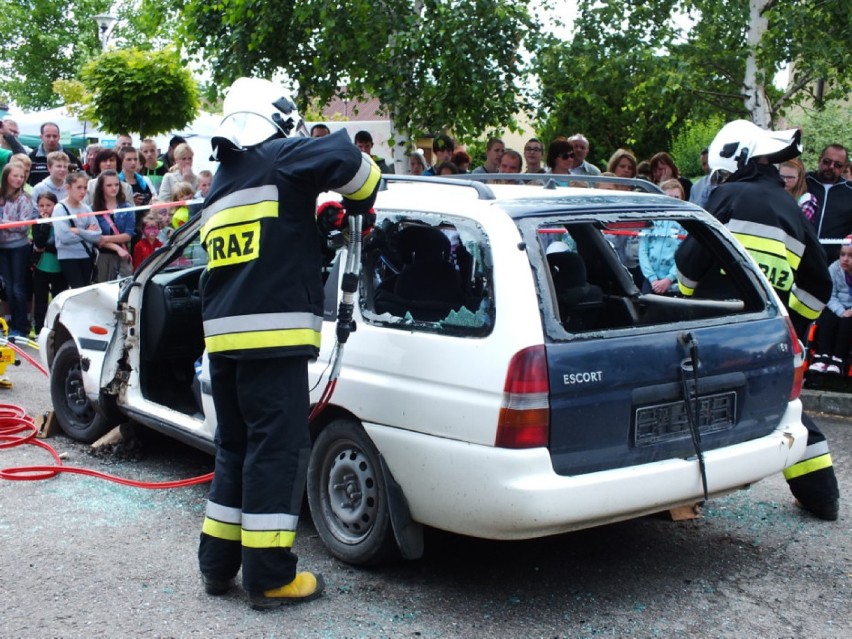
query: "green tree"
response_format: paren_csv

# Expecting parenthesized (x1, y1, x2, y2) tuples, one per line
(78, 48, 199, 138)
(177, 0, 546, 146)
(0, 0, 180, 110)
(786, 104, 852, 171)
(534, 0, 851, 162)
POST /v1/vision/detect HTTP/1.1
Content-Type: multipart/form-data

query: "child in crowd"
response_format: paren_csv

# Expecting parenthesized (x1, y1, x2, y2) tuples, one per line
(638, 178, 685, 295)
(196, 170, 213, 199)
(31, 192, 68, 332)
(30, 151, 70, 204)
(152, 200, 174, 245)
(169, 181, 196, 230)
(53, 171, 102, 288)
(810, 235, 852, 375)
(93, 169, 135, 282)
(133, 212, 163, 270)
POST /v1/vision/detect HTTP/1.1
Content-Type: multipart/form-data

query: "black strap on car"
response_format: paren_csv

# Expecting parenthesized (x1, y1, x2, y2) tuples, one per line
(679, 331, 709, 502)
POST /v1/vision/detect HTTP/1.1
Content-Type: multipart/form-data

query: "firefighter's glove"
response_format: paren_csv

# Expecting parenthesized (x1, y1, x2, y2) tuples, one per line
(317, 200, 346, 238)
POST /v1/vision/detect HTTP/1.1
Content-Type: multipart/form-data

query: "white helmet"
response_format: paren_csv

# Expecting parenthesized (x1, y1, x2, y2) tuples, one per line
(211, 77, 308, 159)
(708, 119, 802, 176)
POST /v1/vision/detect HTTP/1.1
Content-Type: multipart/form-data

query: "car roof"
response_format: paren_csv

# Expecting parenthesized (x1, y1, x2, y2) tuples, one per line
(371, 177, 706, 222)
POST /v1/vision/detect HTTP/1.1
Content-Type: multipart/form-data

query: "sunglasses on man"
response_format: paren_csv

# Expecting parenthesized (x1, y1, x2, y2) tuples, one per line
(821, 158, 845, 170)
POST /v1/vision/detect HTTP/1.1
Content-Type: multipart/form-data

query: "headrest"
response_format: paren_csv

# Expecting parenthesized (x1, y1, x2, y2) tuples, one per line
(398, 226, 451, 263)
(547, 251, 588, 289)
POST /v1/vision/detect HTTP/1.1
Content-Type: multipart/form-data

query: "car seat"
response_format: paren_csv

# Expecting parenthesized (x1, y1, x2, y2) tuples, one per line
(374, 225, 466, 321)
(547, 251, 603, 330)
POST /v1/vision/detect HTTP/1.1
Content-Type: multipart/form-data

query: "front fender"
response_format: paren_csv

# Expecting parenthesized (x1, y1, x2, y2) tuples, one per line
(42, 281, 121, 401)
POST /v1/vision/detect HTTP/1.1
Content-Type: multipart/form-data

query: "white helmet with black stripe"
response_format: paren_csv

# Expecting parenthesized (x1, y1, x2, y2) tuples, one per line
(211, 77, 308, 160)
(708, 119, 802, 185)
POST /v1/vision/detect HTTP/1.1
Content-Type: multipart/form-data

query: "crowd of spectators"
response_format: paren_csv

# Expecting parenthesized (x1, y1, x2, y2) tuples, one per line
(0, 118, 207, 337)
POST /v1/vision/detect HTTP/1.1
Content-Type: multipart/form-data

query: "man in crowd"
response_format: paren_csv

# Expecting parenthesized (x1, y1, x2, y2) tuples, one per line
(423, 134, 454, 176)
(28, 122, 79, 185)
(568, 134, 601, 176)
(115, 134, 133, 149)
(139, 138, 167, 193)
(0, 119, 28, 170)
(498, 149, 522, 174)
(472, 137, 505, 174)
(354, 130, 394, 174)
(807, 144, 852, 263)
(523, 138, 547, 174)
(310, 124, 330, 138)
(688, 148, 712, 208)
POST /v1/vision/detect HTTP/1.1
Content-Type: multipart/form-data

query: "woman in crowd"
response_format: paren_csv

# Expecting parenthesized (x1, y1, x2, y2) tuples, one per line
(409, 150, 428, 176)
(87, 148, 132, 204)
(54, 171, 102, 288)
(546, 139, 575, 180)
(158, 143, 198, 202)
(780, 158, 819, 222)
(92, 169, 136, 282)
(607, 149, 638, 181)
(0, 162, 37, 336)
(451, 150, 471, 173)
(436, 161, 461, 176)
(83, 144, 104, 177)
(650, 151, 692, 200)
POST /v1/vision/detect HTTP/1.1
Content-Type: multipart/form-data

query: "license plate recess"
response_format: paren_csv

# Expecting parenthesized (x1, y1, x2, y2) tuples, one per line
(634, 391, 736, 446)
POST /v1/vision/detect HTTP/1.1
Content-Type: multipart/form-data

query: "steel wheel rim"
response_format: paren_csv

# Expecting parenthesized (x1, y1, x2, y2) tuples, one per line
(323, 441, 379, 545)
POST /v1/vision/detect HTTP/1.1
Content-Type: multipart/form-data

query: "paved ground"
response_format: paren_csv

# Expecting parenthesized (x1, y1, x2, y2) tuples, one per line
(0, 343, 849, 638)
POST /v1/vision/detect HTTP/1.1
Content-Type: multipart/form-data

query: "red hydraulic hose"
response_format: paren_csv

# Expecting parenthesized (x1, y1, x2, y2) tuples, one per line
(0, 342, 213, 488)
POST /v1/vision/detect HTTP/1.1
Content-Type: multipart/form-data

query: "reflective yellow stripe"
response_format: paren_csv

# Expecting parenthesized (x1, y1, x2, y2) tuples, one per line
(205, 221, 261, 269)
(201, 200, 278, 242)
(205, 328, 321, 353)
(342, 161, 382, 201)
(783, 453, 833, 480)
(202, 517, 242, 541)
(241, 529, 297, 549)
(732, 232, 795, 291)
(788, 293, 822, 320)
(678, 281, 695, 296)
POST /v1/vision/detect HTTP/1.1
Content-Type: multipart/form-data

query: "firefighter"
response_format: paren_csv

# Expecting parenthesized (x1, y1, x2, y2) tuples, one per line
(197, 77, 381, 608)
(676, 119, 839, 521)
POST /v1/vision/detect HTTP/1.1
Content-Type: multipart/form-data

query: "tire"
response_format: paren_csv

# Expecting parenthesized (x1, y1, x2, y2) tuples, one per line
(307, 418, 398, 566)
(49, 341, 117, 443)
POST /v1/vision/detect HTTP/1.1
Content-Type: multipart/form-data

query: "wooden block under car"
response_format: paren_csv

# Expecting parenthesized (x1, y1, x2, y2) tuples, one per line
(668, 503, 703, 521)
(36, 411, 60, 439)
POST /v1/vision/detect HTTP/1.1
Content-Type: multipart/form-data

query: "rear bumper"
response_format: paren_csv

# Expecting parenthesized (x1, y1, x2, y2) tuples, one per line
(367, 400, 807, 539)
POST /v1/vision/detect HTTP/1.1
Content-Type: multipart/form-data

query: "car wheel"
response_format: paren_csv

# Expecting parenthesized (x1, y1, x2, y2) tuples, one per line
(307, 418, 398, 565)
(49, 341, 117, 443)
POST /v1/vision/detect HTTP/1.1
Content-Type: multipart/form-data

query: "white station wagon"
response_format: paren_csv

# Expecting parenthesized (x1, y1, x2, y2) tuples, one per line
(40, 176, 809, 565)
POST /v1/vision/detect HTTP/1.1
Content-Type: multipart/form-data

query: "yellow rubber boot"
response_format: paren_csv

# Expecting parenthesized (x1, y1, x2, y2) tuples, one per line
(249, 572, 325, 609)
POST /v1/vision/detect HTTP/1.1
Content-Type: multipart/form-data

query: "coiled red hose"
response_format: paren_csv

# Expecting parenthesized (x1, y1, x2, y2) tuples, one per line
(0, 340, 213, 488)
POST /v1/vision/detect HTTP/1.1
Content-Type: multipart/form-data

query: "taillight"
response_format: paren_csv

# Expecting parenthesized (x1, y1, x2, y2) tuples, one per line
(785, 316, 804, 400)
(495, 345, 550, 448)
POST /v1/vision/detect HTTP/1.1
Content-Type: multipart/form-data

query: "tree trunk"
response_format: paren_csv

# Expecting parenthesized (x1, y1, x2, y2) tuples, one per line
(743, 0, 772, 127)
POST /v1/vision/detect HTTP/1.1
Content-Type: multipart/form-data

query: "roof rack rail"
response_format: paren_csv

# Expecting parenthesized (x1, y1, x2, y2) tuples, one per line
(380, 174, 496, 200)
(455, 173, 664, 194)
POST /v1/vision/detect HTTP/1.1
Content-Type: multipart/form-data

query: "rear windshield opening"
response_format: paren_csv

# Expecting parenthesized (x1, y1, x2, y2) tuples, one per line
(536, 216, 768, 334)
